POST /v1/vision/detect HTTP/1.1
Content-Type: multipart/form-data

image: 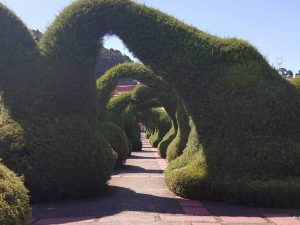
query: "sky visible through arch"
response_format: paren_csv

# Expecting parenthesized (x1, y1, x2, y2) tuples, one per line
(1, 0, 299, 74)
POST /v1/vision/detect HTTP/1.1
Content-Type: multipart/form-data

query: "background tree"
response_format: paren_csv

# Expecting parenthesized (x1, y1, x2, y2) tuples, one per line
(286, 70, 294, 78)
(30, 29, 42, 42)
(95, 48, 134, 82)
(278, 67, 294, 78)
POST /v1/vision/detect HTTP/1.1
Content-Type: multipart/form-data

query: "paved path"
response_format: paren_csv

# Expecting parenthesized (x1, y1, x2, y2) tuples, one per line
(32, 133, 300, 225)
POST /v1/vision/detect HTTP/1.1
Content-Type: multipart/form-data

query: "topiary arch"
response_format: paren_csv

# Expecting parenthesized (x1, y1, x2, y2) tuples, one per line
(1, 0, 300, 207)
(96, 63, 169, 114)
(96, 63, 163, 158)
(129, 84, 178, 156)
(97, 64, 179, 155)
(0, 3, 116, 203)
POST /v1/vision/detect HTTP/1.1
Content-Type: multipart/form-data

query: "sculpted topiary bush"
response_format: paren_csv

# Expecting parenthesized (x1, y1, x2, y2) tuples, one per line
(166, 101, 190, 162)
(0, 3, 115, 202)
(96, 63, 165, 152)
(99, 65, 175, 152)
(130, 84, 178, 157)
(0, 163, 31, 225)
(139, 108, 172, 147)
(96, 63, 156, 114)
(107, 94, 142, 151)
(2, 0, 300, 207)
(108, 97, 140, 152)
(96, 63, 158, 158)
(123, 106, 142, 151)
(99, 122, 129, 166)
(157, 125, 176, 158)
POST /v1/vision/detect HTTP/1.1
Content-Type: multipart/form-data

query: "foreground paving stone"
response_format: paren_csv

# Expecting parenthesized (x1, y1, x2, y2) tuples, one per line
(264, 214, 300, 225)
(32, 133, 300, 225)
(219, 216, 267, 224)
(160, 214, 217, 222)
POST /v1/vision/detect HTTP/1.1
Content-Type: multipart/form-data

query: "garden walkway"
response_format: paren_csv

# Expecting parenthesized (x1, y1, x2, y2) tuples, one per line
(32, 133, 300, 225)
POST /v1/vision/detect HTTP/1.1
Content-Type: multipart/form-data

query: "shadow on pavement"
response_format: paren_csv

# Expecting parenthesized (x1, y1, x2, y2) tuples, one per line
(32, 185, 183, 224)
(113, 165, 163, 175)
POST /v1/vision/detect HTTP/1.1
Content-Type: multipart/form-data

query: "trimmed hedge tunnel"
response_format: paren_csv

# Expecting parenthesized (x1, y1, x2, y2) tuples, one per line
(139, 107, 172, 148)
(130, 84, 179, 157)
(44, 0, 300, 207)
(97, 63, 180, 157)
(1, 0, 300, 208)
(96, 63, 174, 153)
(106, 82, 181, 159)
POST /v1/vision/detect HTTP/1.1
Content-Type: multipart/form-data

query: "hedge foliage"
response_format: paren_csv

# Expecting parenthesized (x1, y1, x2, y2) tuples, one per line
(130, 84, 178, 157)
(98, 122, 129, 166)
(157, 125, 176, 158)
(96, 63, 156, 115)
(123, 105, 143, 151)
(139, 108, 172, 147)
(291, 76, 300, 90)
(0, 163, 31, 225)
(0, 2, 116, 203)
(100, 65, 175, 153)
(95, 63, 150, 164)
(96, 63, 160, 155)
(166, 102, 190, 162)
(1, 0, 300, 207)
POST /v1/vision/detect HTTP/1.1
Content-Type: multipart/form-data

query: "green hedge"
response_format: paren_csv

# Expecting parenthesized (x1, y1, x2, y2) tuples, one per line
(291, 76, 300, 90)
(99, 122, 129, 166)
(140, 108, 172, 147)
(157, 125, 176, 158)
(107, 93, 142, 151)
(0, 163, 31, 225)
(166, 161, 300, 208)
(131, 84, 178, 156)
(96, 63, 158, 115)
(98, 64, 172, 153)
(0, 3, 116, 203)
(123, 106, 142, 151)
(166, 102, 190, 162)
(107, 82, 176, 153)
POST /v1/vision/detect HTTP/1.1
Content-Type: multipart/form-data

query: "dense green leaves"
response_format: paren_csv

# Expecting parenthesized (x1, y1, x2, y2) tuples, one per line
(0, 2, 116, 203)
(99, 122, 129, 166)
(0, 163, 31, 225)
(291, 76, 300, 90)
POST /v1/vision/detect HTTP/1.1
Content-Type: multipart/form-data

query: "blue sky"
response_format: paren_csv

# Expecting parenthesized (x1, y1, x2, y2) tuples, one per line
(1, 0, 299, 73)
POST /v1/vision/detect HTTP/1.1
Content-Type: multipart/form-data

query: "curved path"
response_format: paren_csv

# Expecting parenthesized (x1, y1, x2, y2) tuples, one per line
(32, 134, 300, 225)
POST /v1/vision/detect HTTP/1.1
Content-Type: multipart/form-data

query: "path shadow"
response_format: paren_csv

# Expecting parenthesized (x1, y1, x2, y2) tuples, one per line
(113, 165, 163, 175)
(138, 146, 153, 149)
(32, 185, 183, 224)
(129, 155, 157, 159)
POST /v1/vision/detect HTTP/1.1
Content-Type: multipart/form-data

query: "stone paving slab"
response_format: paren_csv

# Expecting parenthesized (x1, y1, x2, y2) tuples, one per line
(32, 133, 300, 225)
(264, 214, 300, 225)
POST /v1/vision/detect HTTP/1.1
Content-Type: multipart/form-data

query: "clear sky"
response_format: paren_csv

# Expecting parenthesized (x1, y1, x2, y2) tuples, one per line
(1, 0, 299, 73)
